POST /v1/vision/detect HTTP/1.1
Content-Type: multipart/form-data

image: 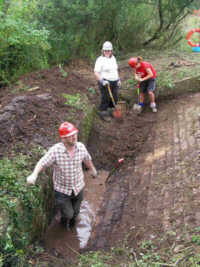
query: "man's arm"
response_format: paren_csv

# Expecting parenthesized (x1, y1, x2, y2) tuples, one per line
(83, 159, 98, 178)
(94, 71, 101, 82)
(140, 68, 153, 81)
(27, 147, 56, 185)
(27, 160, 44, 185)
(134, 70, 141, 81)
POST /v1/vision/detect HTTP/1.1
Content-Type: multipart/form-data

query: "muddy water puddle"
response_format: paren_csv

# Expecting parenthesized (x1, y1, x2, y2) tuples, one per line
(44, 170, 108, 258)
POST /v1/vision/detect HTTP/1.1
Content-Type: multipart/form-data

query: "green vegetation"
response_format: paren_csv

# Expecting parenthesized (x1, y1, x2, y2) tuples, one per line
(0, 0, 198, 84)
(58, 64, 68, 78)
(63, 93, 89, 112)
(73, 230, 200, 266)
(63, 92, 95, 143)
(0, 147, 52, 266)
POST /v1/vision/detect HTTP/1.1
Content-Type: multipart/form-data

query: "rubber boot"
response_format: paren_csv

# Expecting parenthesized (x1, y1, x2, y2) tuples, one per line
(98, 110, 111, 122)
(69, 217, 77, 228)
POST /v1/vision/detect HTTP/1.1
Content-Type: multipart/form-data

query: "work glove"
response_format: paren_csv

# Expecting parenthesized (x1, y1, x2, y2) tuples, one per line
(27, 172, 38, 185)
(100, 79, 109, 86)
(117, 79, 121, 88)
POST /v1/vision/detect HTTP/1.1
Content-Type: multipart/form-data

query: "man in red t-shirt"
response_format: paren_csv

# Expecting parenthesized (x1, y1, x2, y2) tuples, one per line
(128, 56, 157, 113)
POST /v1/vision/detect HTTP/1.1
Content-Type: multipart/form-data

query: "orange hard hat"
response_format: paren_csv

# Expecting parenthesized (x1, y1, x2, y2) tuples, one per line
(128, 57, 138, 68)
(59, 122, 78, 137)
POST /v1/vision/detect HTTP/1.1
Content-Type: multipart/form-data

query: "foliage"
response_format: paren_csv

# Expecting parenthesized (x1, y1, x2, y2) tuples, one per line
(0, 147, 49, 266)
(0, 0, 197, 82)
(78, 251, 111, 267)
(74, 229, 200, 266)
(58, 63, 68, 78)
(0, 14, 50, 84)
(157, 71, 175, 91)
(142, 0, 198, 47)
(35, 0, 197, 63)
(88, 87, 96, 95)
(63, 93, 89, 112)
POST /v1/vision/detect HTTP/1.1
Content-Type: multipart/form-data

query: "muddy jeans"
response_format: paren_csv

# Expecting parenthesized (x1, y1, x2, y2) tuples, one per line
(54, 190, 84, 220)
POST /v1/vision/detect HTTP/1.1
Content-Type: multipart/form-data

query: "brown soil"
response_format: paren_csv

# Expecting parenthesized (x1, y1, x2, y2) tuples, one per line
(1, 51, 200, 264)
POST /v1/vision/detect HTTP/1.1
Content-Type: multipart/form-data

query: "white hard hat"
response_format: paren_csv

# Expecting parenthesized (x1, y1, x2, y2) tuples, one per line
(102, 41, 113, 50)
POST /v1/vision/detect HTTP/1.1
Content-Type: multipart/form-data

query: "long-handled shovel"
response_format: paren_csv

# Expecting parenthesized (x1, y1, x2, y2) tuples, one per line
(107, 84, 123, 119)
(133, 87, 140, 111)
(105, 158, 124, 184)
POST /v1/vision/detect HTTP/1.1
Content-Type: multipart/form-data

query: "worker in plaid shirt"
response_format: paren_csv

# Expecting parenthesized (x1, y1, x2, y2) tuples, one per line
(26, 121, 97, 229)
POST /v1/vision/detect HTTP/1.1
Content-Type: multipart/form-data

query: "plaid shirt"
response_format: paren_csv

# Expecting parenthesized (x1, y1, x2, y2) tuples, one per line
(38, 142, 91, 196)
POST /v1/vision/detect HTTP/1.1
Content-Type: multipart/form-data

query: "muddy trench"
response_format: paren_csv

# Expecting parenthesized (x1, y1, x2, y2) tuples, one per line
(0, 87, 156, 261)
(43, 104, 157, 260)
(44, 91, 200, 260)
(0, 89, 162, 262)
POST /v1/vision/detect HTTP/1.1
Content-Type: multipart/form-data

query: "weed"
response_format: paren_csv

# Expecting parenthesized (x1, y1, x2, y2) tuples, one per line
(78, 251, 111, 267)
(157, 71, 174, 91)
(192, 232, 200, 245)
(126, 78, 137, 88)
(88, 87, 96, 95)
(58, 64, 68, 78)
(12, 81, 30, 92)
(63, 93, 89, 112)
(140, 240, 155, 250)
(0, 147, 49, 266)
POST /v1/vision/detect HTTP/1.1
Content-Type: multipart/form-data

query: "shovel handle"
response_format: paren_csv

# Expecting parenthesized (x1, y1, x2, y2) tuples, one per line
(105, 158, 124, 184)
(107, 84, 116, 107)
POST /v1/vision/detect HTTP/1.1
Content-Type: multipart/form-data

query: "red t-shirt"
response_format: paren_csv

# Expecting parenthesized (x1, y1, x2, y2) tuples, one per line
(136, 61, 156, 78)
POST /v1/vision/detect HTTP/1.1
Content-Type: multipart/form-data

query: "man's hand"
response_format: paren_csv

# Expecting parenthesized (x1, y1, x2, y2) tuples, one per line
(90, 167, 98, 179)
(27, 173, 38, 185)
(101, 79, 109, 86)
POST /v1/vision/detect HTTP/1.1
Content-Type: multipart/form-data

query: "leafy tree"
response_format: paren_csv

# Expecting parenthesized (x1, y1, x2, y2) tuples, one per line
(0, 0, 198, 82)
(0, 0, 50, 84)
(142, 0, 197, 46)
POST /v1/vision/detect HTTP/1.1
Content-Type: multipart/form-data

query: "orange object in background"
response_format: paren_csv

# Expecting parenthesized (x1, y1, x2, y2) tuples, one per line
(193, 9, 200, 16)
(186, 29, 200, 47)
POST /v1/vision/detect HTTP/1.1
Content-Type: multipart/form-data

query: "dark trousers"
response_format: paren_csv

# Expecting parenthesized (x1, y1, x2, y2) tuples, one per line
(54, 190, 84, 220)
(98, 80, 118, 111)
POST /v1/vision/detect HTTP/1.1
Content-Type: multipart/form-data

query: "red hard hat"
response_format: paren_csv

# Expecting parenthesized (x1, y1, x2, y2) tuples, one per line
(59, 122, 78, 137)
(128, 57, 138, 68)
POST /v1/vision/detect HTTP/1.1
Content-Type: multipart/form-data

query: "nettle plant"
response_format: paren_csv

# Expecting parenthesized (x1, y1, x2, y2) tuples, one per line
(63, 93, 89, 112)
(0, 147, 50, 266)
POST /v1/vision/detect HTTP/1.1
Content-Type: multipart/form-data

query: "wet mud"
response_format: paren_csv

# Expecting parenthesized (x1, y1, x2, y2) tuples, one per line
(44, 170, 109, 259)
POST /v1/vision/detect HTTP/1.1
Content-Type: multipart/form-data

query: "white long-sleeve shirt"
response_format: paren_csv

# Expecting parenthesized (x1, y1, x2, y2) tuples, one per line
(94, 55, 119, 81)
